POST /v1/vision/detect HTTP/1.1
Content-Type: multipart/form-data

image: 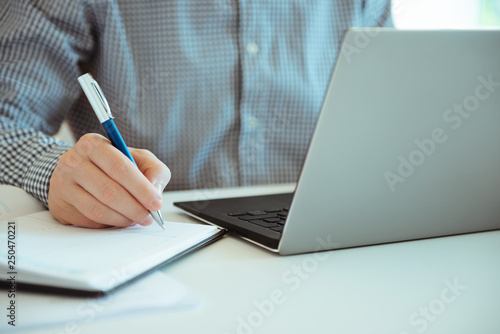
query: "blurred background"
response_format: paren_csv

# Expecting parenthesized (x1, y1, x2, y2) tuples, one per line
(393, 0, 500, 28)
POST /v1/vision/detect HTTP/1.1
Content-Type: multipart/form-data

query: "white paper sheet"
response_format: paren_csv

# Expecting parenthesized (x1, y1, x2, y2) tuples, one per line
(0, 271, 202, 332)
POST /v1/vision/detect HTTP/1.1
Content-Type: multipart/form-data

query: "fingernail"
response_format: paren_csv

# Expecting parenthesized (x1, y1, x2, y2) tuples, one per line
(155, 183, 164, 195)
(151, 197, 163, 210)
(140, 216, 154, 226)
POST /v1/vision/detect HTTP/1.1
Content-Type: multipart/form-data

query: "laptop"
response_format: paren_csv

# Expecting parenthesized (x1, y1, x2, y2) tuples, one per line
(175, 29, 500, 255)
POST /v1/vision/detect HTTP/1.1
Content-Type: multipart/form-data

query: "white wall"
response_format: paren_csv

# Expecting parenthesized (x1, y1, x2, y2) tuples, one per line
(393, 0, 486, 29)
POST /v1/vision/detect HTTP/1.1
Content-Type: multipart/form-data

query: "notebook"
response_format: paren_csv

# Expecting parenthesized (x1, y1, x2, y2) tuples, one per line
(175, 29, 500, 255)
(0, 185, 225, 295)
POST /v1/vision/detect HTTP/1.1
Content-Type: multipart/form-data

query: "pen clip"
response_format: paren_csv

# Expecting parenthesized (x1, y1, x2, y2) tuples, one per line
(91, 81, 114, 119)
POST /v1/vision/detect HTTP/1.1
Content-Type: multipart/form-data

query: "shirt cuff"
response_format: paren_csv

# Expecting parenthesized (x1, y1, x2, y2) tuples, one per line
(21, 144, 71, 208)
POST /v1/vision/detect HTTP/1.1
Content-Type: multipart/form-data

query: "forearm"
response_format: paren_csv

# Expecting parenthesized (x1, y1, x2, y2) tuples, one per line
(0, 128, 70, 206)
(0, 0, 96, 205)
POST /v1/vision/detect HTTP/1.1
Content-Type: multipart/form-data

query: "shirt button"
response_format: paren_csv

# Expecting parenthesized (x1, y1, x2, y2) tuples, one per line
(247, 116, 258, 128)
(246, 42, 259, 54)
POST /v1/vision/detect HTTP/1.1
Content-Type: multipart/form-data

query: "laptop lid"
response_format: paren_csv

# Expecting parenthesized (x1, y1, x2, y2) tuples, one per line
(278, 28, 500, 254)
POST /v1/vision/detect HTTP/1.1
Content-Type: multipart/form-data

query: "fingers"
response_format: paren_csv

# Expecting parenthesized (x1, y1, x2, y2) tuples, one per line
(68, 158, 152, 225)
(77, 135, 163, 211)
(48, 133, 168, 229)
(48, 192, 113, 229)
(130, 148, 171, 194)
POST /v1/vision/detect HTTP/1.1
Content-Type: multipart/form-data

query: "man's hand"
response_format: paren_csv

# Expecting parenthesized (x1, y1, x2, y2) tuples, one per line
(48, 133, 171, 228)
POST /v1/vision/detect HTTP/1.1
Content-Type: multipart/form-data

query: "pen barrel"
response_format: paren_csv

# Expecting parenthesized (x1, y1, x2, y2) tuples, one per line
(102, 119, 136, 165)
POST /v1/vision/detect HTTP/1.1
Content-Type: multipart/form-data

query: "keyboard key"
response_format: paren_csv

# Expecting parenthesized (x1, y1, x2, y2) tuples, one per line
(264, 209, 282, 213)
(248, 219, 280, 228)
(237, 214, 277, 221)
(263, 218, 283, 223)
(270, 226, 284, 232)
(246, 211, 268, 216)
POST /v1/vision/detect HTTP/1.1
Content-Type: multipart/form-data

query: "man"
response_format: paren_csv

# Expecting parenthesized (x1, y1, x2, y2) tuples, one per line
(0, 0, 393, 228)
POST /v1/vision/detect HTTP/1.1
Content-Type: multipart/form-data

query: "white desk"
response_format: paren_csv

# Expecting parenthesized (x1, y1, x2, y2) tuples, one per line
(13, 184, 500, 334)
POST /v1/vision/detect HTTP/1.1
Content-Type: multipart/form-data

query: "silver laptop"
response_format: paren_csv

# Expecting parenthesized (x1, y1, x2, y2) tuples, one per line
(175, 29, 500, 255)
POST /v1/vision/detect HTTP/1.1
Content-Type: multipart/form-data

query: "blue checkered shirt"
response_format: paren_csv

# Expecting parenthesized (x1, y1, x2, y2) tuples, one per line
(0, 0, 392, 206)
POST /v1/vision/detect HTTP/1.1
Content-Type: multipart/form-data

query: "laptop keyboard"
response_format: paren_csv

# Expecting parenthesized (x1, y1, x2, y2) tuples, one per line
(226, 208, 289, 233)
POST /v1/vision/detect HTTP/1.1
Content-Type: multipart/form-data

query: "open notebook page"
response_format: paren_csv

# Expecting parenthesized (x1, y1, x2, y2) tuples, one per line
(0, 210, 222, 292)
(0, 185, 45, 220)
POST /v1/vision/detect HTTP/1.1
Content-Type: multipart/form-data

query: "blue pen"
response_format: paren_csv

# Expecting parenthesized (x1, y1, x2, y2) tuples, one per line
(78, 73, 165, 230)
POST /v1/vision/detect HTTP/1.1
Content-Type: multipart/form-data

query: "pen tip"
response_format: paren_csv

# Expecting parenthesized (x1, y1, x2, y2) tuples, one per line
(150, 210, 165, 230)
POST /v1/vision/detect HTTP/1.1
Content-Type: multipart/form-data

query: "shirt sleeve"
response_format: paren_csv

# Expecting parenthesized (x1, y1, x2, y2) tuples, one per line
(0, 0, 95, 206)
